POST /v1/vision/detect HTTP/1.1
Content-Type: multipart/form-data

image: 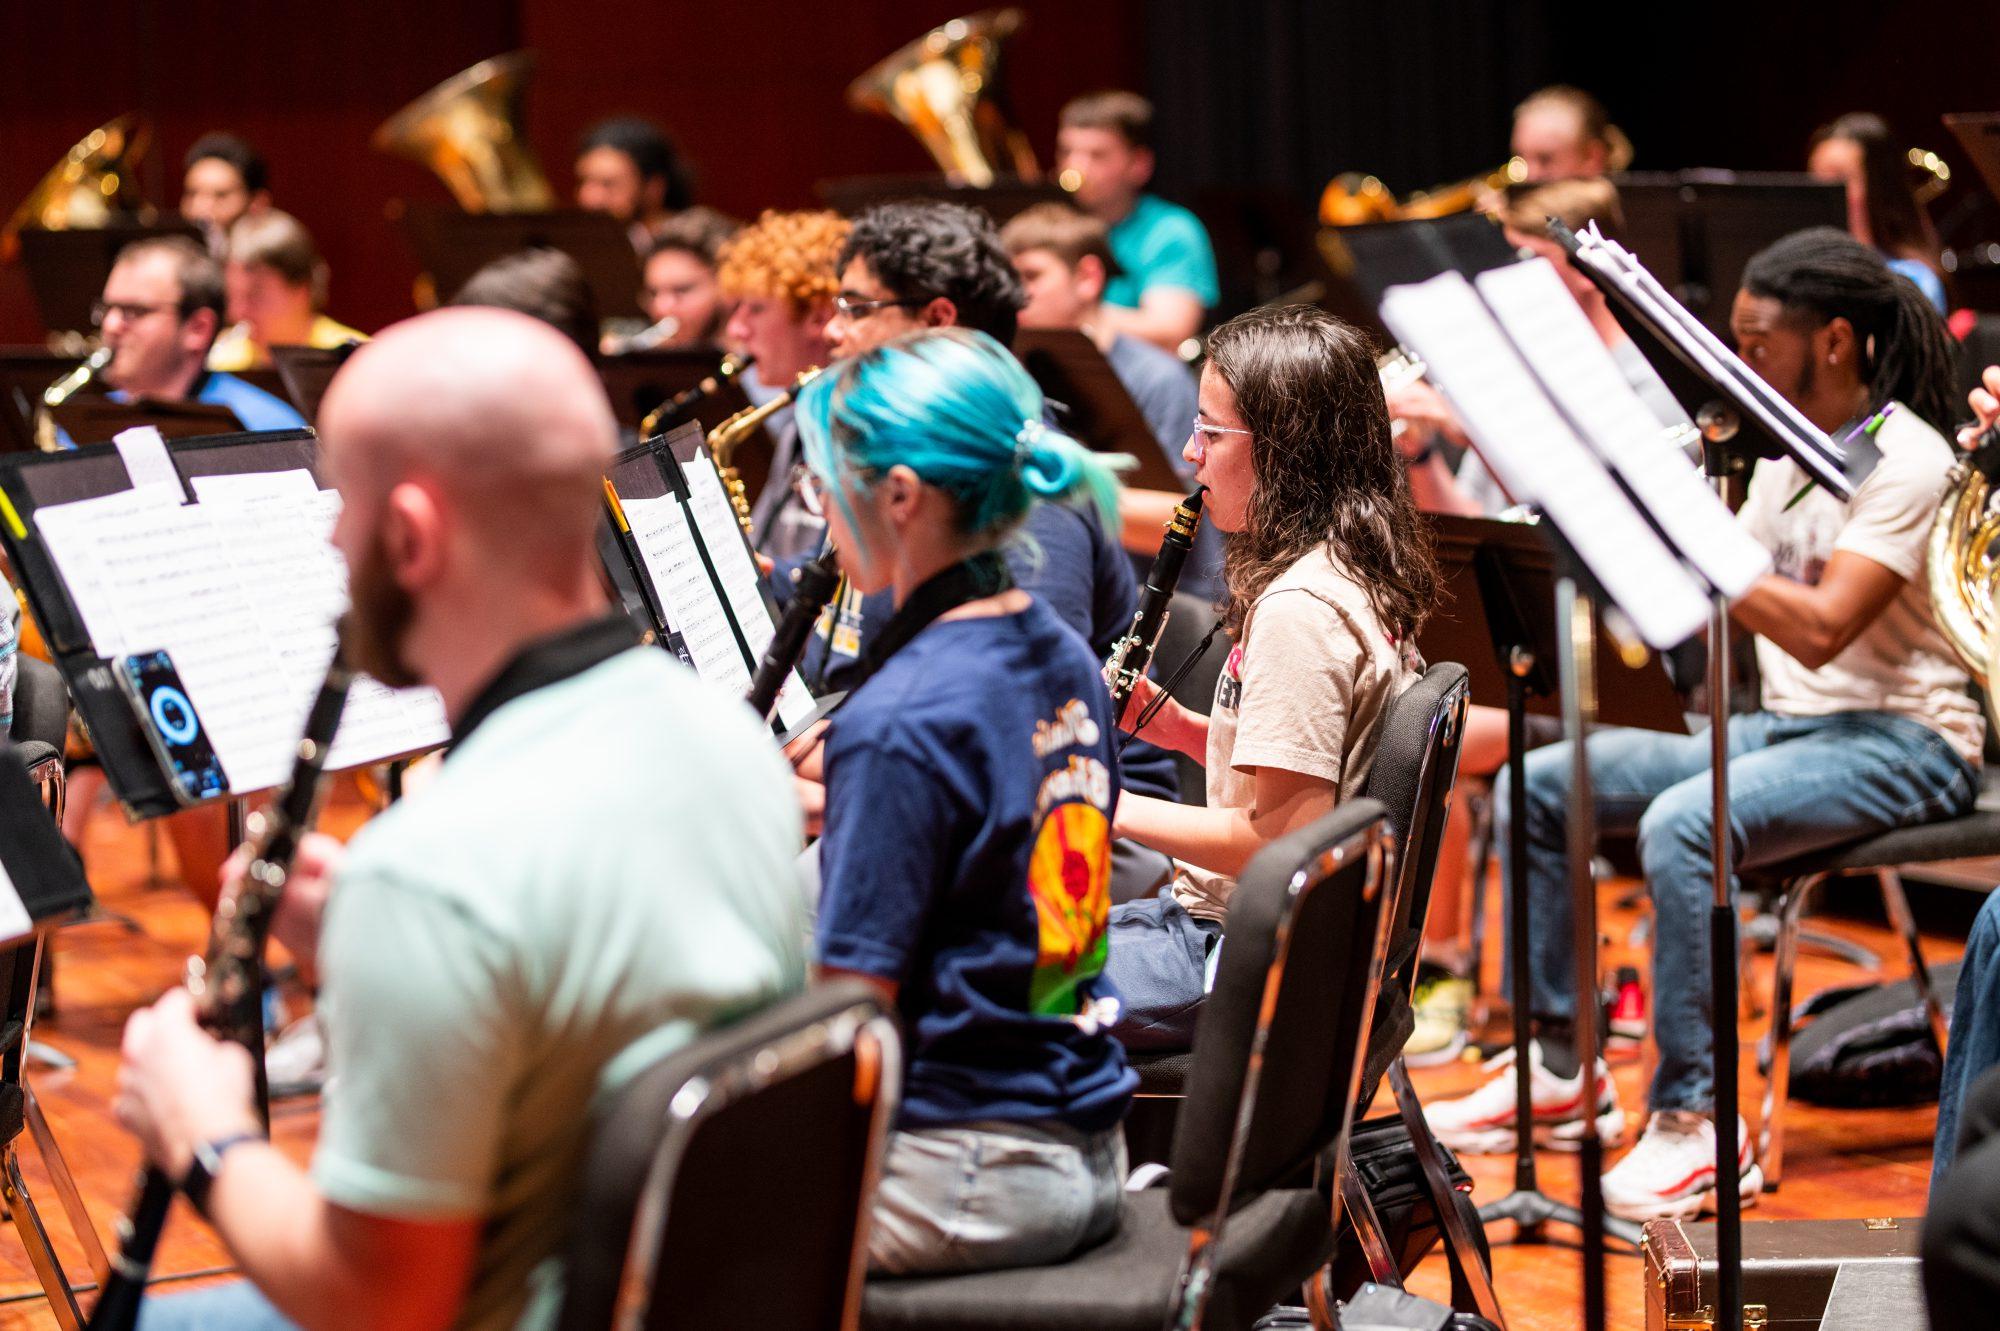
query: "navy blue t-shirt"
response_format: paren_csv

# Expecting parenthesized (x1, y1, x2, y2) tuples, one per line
(793, 500, 1182, 801)
(816, 597, 1138, 1133)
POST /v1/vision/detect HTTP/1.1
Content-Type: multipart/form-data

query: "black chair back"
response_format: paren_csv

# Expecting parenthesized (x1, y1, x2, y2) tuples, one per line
(1363, 663, 1470, 1004)
(1152, 590, 1226, 806)
(1167, 799, 1391, 1227)
(558, 980, 899, 1331)
(11, 655, 67, 752)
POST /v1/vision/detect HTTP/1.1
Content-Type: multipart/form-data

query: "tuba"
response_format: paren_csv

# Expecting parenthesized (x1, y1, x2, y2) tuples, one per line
(1928, 430, 2000, 728)
(847, 9, 1038, 188)
(2, 115, 154, 264)
(373, 52, 554, 213)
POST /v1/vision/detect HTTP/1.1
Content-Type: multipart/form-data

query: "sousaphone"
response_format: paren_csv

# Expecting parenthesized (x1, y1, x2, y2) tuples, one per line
(847, 9, 1038, 188)
(373, 52, 555, 213)
(2, 115, 154, 263)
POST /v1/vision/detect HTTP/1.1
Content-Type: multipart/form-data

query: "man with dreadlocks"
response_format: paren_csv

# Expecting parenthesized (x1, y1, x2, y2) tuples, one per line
(1427, 226, 1979, 1222)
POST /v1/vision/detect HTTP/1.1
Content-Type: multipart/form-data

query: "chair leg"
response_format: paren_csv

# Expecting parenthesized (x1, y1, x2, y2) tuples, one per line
(1757, 873, 1822, 1194)
(2, 1146, 82, 1331)
(1339, 1169, 1403, 1287)
(1875, 869, 1949, 1054)
(25, 1088, 107, 1284)
(1388, 1058, 1506, 1328)
(1466, 790, 1494, 1004)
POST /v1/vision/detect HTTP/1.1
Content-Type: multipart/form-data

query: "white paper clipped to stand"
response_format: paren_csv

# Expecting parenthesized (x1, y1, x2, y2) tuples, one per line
(33, 476, 448, 795)
(1474, 259, 1772, 599)
(1379, 271, 1709, 648)
(1567, 225, 1852, 499)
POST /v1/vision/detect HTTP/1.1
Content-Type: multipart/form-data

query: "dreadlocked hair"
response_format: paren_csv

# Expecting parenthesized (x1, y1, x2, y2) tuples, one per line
(1205, 304, 1438, 643)
(1741, 226, 1957, 435)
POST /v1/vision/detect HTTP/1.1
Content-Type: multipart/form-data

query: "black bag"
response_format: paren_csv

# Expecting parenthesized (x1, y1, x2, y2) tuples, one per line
(1328, 1113, 1486, 1304)
(1788, 961, 1958, 1108)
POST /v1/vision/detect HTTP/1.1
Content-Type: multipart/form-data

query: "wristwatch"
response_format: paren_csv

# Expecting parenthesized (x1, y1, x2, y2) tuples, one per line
(181, 1129, 265, 1218)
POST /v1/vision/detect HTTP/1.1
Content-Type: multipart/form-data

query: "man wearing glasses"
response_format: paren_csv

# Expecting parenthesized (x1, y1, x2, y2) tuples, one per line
(92, 235, 307, 436)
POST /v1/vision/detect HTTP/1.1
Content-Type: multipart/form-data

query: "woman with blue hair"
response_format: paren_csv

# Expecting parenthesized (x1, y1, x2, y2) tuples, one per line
(799, 327, 1138, 1274)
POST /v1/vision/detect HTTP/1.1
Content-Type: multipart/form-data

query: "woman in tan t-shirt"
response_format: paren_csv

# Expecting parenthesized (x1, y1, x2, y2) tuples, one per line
(1105, 303, 1435, 1049)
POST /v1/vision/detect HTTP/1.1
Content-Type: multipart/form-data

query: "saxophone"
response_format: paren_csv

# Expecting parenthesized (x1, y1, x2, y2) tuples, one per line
(35, 345, 112, 451)
(639, 351, 752, 437)
(706, 365, 822, 536)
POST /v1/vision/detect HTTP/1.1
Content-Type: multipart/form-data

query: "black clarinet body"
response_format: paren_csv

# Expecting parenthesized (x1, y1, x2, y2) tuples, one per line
(746, 535, 841, 724)
(1102, 488, 1205, 724)
(89, 651, 354, 1331)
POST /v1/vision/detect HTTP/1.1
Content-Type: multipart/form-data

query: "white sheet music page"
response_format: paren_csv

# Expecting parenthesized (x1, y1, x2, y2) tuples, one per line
(680, 454, 816, 729)
(1379, 271, 1709, 648)
(1474, 259, 1772, 599)
(620, 492, 756, 697)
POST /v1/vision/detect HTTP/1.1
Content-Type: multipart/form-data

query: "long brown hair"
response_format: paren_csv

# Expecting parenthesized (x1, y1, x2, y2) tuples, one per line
(1205, 305, 1438, 643)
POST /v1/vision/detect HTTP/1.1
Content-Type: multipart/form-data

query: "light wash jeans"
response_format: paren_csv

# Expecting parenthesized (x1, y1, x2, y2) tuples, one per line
(868, 1119, 1127, 1275)
(1500, 710, 1974, 1116)
(136, 1281, 298, 1330)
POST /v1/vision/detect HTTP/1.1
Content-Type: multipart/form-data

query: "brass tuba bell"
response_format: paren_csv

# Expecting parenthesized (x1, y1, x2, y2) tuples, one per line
(847, 9, 1038, 188)
(2, 114, 154, 264)
(1927, 438, 2000, 730)
(373, 52, 555, 213)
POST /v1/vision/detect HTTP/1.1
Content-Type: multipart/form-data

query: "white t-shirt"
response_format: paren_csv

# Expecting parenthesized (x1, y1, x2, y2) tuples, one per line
(1736, 403, 1983, 765)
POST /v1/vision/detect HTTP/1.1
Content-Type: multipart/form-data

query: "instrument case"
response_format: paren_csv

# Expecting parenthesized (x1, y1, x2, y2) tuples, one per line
(1642, 1216, 1921, 1329)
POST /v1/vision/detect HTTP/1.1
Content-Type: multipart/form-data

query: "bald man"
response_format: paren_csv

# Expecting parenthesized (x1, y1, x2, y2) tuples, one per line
(114, 309, 808, 1331)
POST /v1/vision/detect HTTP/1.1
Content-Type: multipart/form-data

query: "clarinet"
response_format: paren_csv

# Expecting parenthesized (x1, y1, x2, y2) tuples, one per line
(89, 650, 354, 1331)
(746, 534, 841, 724)
(1102, 488, 1205, 725)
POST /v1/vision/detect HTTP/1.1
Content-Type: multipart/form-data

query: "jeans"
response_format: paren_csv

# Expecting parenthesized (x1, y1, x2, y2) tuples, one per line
(1500, 710, 1973, 1115)
(1938, 891, 2000, 1186)
(868, 1119, 1126, 1276)
(1103, 893, 1224, 1051)
(136, 1282, 299, 1331)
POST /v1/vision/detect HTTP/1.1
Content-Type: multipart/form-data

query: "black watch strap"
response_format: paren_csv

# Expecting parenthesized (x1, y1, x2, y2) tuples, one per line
(182, 1130, 265, 1218)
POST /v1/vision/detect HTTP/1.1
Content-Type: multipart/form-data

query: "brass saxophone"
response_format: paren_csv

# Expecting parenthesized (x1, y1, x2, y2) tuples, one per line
(35, 345, 112, 451)
(707, 365, 822, 536)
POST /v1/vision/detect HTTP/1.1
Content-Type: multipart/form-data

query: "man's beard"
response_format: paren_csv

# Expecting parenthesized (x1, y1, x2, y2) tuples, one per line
(342, 529, 419, 689)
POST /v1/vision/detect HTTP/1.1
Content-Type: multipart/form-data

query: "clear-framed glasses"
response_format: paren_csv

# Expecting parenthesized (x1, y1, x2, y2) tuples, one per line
(91, 299, 177, 328)
(1188, 416, 1251, 461)
(831, 294, 927, 320)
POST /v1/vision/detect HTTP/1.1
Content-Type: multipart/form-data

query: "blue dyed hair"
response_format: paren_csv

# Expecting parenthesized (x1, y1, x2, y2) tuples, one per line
(796, 328, 1122, 549)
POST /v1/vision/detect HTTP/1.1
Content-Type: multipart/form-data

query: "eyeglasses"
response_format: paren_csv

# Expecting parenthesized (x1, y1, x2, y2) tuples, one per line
(1187, 417, 1252, 461)
(91, 300, 178, 328)
(831, 294, 927, 320)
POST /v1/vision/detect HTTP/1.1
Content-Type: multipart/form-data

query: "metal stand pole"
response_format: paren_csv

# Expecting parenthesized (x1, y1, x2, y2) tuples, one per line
(1704, 451, 1745, 1331)
(1559, 578, 1607, 1331)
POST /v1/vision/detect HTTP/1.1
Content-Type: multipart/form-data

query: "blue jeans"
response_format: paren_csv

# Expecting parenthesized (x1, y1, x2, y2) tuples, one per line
(868, 1120, 1126, 1275)
(1500, 710, 1973, 1115)
(1938, 891, 2000, 1188)
(136, 1282, 299, 1331)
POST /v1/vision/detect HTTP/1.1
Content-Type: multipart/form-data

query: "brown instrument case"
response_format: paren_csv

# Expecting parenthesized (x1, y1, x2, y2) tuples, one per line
(1642, 1216, 1922, 1329)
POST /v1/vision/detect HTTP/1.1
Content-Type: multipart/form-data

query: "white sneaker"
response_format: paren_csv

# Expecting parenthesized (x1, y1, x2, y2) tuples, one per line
(265, 1012, 327, 1099)
(1422, 1042, 1625, 1155)
(1601, 1109, 1762, 1223)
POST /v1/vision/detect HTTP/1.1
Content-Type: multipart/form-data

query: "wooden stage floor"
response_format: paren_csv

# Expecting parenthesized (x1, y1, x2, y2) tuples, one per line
(0, 779, 1966, 1329)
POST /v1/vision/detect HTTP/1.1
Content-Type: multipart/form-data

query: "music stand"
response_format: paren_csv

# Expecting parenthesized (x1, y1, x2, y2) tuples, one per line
(814, 175, 1068, 224)
(48, 397, 244, 448)
(1945, 112, 2000, 209)
(270, 343, 362, 426)
(397, 204, 644, 320)
(0, 744, 101, 1328)
(1317, 212, 1521, 343)
(0, 349, 80, 454)
(1013, 329, 1184, 491)
(1613, 172, 1845, 337)
(595, 345, 730, 433)
(15, 221, 204, 334)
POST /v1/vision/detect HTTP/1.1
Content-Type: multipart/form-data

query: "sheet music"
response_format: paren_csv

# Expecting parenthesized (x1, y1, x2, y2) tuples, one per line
(35, 479, 448, 796)
(680, 455, 816, 730)
(1474, 259, 1772, 599)
(620, 493, 756, 696)
(1380, 271, 1710, 648)
(1568, 226, 1853, 498)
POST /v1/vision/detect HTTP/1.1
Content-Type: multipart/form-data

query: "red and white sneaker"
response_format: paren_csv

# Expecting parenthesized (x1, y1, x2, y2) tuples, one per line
(1601, 1110, 1763, 1223)
(1422, 1042, 1625, 1155)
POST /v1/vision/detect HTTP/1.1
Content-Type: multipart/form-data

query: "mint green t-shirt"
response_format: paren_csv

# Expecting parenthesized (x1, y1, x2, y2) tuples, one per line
(1104, 193, 1221, 311)
(312, 647, 808, 1330)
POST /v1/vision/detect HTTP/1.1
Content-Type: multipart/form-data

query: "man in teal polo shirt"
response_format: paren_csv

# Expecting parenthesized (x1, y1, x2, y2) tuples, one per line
(113, 307, 808, 1331)
(1057, 91, 1219, 355)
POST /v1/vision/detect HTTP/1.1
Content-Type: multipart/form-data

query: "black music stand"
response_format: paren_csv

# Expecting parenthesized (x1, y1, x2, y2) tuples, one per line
(815, 176, 1068, 225)
(0, 348, 81, 454)
(397, 204, 644, 320)
(1318, 212, 1522, 344)
(0, 744, 100, 1329)
(1420, 515, 1678, 1263)
(1612, 173, 1844, 337)
(16, 222, 204, 335)
(270, 343, 362, 426)
(1013, 329, 1184, 491)
(48, 397, 244, 448)
(595, 346, 731, 434)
